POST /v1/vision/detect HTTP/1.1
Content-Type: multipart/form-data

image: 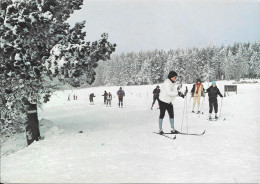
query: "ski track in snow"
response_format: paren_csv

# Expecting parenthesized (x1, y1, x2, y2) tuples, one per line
(1, 81, 260, 183)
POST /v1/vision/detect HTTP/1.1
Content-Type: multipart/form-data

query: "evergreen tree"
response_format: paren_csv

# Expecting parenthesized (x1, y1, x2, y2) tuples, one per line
(92, 42, 259, 86)
(250, 51, 260, 78)
(0, 0, 116, 145)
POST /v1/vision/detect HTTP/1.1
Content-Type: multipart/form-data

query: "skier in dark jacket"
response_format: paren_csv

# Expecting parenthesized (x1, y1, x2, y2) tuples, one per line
(206, 81, 223, 119)
(117, 87, 125, 108)
(102, 91, 108, 104)
(89, 93, 96, 105)
(151, 85, 160, 110)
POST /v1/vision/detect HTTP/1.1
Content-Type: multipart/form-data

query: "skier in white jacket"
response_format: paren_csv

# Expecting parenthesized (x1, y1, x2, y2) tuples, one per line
(158, 71, 186, 134)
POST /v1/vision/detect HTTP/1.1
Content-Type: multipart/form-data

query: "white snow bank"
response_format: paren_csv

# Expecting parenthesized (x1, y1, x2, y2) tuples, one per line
(0, 118, 65, 157)
(1, 80, 260, 183)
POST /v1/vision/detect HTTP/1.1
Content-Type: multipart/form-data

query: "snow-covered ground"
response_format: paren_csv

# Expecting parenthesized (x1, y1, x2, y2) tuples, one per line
(1, 80, 260, 183)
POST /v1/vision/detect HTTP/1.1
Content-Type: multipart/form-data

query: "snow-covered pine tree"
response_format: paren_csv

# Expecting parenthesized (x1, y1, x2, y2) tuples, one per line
(139, 57, 152, 85)
(246, 44, 257, 78)
(182, 49, 194, 83)
(223, 50, 235, 80)
(122, 52, 134, 85)
(136, 51, 147, 85)
(249, 51, 260, 78)
(115, 53, 127, 85)
(163, 50, 178, 79)
(93, 60, 105, 86)
(210, 46, 222, 81)
(174, 50, 186, 83)
(0, 0, 116, 145)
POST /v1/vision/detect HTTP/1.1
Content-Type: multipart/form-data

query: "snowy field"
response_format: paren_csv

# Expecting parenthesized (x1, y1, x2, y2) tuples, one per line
(1, 80, 260, 183)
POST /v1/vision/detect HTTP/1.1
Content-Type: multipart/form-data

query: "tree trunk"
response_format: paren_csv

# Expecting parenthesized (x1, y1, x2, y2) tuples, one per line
(25, 102, 40, 146)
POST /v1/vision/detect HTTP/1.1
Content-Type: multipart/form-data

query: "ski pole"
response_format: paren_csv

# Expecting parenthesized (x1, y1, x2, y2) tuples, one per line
(181, 94, 186, 133)
(186, 92, 189, 133)
(219, 97, 223, 118)
(188, 95, 192, 110)
(198, 97, 205, 118)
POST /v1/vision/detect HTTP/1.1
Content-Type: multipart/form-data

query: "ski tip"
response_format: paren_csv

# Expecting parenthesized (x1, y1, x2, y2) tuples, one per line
(202, 130, 206, 134)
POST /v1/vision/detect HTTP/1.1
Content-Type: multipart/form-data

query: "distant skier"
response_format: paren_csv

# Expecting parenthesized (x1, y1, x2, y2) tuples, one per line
(151, 85, 160, 110)
(102, 91, 108, 104)
(191, 79, 205, 113)
(158, 71, 187, 134)
(117, 87, 125, 108)
(206, 81, 223, 119)
(106, 92, 112, 107)
(89, 93, 96, 105)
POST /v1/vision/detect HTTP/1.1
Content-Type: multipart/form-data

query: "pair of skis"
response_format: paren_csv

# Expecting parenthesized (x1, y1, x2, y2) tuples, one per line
(153, 130, 206, 140)
(208, 117, 226, 122)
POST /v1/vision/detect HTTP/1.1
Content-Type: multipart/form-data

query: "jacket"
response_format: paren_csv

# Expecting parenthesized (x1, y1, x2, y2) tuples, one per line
(159, 78, 179, 104)
(153, 88, 160, 98)
(107, 94, 112, 100)
(206, 86, 223, 100)
(191, 83, 205, 97)
(117, 90, 125, 99)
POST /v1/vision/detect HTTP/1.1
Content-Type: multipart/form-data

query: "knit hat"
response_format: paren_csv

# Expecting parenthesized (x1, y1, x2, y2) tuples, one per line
(212, 81, 216, 85)
(196, 79, 201, 83)
(168, 71, 178, 79)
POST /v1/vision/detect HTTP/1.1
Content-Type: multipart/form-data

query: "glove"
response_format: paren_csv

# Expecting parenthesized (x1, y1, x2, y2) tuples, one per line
(178, 92, 185, 98)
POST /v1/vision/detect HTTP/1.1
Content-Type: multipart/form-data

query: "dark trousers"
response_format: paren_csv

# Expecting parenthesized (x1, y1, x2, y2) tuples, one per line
(209, 98, 218, 113)
(118, 98, 123, 107)
(107, 99, 111, 106)
(152, 97, 159, 107)
(159, 100, 174, 119)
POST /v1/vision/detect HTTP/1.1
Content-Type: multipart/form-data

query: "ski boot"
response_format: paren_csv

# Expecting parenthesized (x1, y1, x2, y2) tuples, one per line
(215, 113, 218, 119)
(159, 129, 164, 135)
(171, 128, 179, 134)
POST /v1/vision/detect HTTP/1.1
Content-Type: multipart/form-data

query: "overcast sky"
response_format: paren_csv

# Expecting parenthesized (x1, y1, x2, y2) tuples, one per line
(68, 0, 260, 54)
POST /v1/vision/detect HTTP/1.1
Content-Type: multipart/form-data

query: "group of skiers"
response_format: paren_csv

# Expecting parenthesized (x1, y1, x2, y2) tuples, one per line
(88, 70, 223, 135)
(191, 79, 223, 119)
(89, 87, 125, 107)
(152, 71, 223, 134)
(102, 91, 113, 107)
(67, 94, 78, 101)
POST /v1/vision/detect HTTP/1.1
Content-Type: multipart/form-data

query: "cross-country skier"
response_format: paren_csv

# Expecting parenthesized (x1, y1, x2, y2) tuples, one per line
(117, 87, 125, 108)
(206, 81, 223, 119)
(89, 93, 95, 105)
(158, 71, 187, 134)
(106, 92, 112, 107)
(102, 91, 108, 104)
(151, 85, 160, 110)
(191, 79, 205, 113)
